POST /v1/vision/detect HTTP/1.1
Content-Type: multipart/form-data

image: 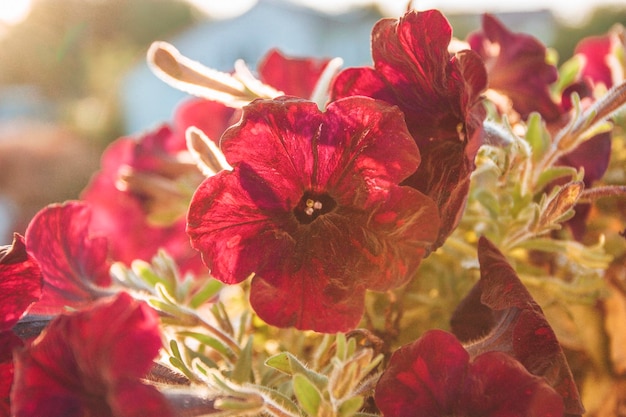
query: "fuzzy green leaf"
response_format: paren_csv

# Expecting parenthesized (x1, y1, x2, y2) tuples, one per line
(293, 373, 323, 416)
(338, 396, 364, 417)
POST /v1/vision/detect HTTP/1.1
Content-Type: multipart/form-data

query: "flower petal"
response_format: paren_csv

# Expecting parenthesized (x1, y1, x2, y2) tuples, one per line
(258, 49, 331, 99)
(450, 236, 585, 415)
(0, 331, 22, 417)
(10, 292, 172, 417)
(24, 202, 110, 315)
(220, 97, 320, 202)
(464, 351, 565, 416)
(468, 14, 561, 121)
(0, 234, 42, 331)
(187, 170, 295, 284)
(374, 330, 468, 417)
(249, 267, 367, 332)
(320, 97, 420, 201)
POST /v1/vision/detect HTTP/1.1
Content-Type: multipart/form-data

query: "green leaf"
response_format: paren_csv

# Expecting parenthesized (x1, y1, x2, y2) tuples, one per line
(134, 258, 176, 295)
(293, 373, 323, 416)
(179, 331, 236, 362)
(338, 396, 364, 417)
(189, 279, 223, 309)
(265, 352, 293, 375)
(265, 352, 328, 391)
(554, 55, 583, 95)
(535, 166, 579, 192)
(525, 112, 550, 162)
(231, 337, 254, 384)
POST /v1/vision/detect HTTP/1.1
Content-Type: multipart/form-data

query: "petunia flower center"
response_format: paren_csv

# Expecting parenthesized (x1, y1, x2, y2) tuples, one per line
(294, 191, 337, 224)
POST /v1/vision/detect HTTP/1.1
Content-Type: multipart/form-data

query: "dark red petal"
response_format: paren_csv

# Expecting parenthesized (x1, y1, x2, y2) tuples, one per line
(450, 237, 585, 415)
(11, 293, 170, 417)
(374, 330, 468, 417)
(362, 186, 440, 291)
(220, 97, 321, 202)
(0, 331, 22, 417)
(372, 11, 452, 92)
(320, 97, 420, 197)
(464, 351, 564, 416)
(249, 268, 366, 332)
(330, 67, 394, 103)
(258, 49, 331, 99)
(187, 170, 296, 284)
(24, 202, 110, 315)
(0, 234, 42, 331)
(468, 14, 561, 121)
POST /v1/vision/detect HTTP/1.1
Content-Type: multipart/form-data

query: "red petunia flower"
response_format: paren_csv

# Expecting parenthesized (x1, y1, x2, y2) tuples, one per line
(24, 201, 111, 315)
(331, 9, 487, 249)
(187, 96, 440, 332)
(375, 329, 564, 417)
(467, 13, 561, 122)
(10, 292, 174, 417)
(450, 236, 585, 415)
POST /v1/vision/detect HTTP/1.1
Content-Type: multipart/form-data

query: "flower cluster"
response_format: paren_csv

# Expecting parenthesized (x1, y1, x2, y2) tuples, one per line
(2, 6, 626, 417)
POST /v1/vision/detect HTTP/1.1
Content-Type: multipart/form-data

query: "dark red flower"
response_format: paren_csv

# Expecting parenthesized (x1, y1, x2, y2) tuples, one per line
(187, 96, 440, 332)
(450, 236, 585, 416)
(331, 9, 487, 249)
(375, 329, 564, 417)
(24, 202, 111, 315)
(0, 234, 42, 332)
(10, 292, 174, 417)
(467, 13, 561, 122)
(258, 49, 332, 99)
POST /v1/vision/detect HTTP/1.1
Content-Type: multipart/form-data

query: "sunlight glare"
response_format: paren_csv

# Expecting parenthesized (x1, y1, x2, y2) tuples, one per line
(0, 0, 32, 25)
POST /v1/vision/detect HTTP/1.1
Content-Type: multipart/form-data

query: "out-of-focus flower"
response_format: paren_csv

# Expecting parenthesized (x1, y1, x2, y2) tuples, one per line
(374, 329, 564, 417)
(187, 96, 440, 332)
(81, 97, 237, 275)
(331, 9, 487, 249)
(10, 292, 174, 417)
(574, 24, 626, 89)
(0, 332, 22, 417)
(0, 235, 41, 417)
(258, 49, 332, 100)
(24, 201, 111, 315)
(467, 13, 561, 122)
(0, 234, 42, 331)
(450, 236, 585, 415)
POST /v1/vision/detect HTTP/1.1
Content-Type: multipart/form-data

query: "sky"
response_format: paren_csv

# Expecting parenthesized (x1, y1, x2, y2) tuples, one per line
(0, 0, 623, 26)
(186, 0, 623, 24)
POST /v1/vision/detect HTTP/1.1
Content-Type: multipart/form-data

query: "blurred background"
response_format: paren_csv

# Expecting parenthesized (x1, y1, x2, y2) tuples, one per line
(0, 0, 625, 242)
